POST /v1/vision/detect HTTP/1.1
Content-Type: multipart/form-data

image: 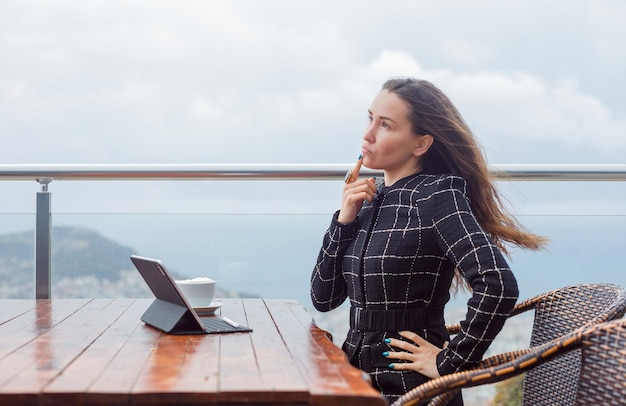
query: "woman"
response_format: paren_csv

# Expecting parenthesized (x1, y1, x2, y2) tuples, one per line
(310, 78, 546, 404)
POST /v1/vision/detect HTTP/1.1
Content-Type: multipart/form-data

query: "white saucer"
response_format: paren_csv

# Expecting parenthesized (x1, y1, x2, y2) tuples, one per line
(193, 302, 223, 316)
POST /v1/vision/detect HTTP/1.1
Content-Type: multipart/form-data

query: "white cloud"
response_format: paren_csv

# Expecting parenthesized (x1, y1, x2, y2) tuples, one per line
(0, 0, 624, 169)
(430, 68, 626, 152)
(189, 98, 222, 120)
(442, 39, 496, 67)
(367, 50, 425, 81)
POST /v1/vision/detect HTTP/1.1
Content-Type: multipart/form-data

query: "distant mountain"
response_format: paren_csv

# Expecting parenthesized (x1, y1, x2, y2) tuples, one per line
(0, 226, 230, 299)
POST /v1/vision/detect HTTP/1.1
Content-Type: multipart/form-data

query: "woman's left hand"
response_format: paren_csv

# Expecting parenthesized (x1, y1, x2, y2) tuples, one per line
(383, 331, 446, 378)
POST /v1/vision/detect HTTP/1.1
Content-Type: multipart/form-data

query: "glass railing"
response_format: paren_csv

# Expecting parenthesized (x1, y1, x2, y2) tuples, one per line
(1, 164, 625, 336)
(2, 211, 625, 303)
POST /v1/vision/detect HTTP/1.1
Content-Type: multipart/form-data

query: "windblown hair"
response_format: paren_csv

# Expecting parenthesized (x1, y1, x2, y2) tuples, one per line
(382, 78, 547, 254)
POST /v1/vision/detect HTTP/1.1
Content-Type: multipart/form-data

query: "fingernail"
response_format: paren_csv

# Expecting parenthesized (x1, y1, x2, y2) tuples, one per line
(384, 338, 391, 343)
(388, 364, 395, 369)
(358, 154, 362, 159)
(382, 351, 389, 357)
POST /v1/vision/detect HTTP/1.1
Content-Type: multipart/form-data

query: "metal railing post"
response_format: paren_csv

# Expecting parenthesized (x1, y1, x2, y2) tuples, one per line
(35, 178, 52, 299)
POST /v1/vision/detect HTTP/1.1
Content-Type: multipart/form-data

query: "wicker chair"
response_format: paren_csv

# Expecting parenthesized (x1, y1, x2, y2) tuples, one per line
(391, 283, 626, 406)
(392, 317, 626, 406)
(574, 317, 626, 404)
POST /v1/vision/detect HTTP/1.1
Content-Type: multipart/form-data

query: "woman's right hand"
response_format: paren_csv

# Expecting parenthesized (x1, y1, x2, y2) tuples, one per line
(337, 177, 377, 224)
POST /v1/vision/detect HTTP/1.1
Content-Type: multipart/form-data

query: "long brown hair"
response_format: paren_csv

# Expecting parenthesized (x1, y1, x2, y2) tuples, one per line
(382, 77, 547, 254)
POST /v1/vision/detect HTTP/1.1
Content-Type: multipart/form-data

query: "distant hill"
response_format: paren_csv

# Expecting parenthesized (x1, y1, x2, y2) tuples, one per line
(0, 226, 229, 299)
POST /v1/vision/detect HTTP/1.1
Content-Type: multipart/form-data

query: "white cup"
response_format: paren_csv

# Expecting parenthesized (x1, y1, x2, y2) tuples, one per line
(175, 277, 216, 308)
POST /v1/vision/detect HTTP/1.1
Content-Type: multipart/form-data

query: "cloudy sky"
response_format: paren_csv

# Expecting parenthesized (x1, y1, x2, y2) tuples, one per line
(1, 0, 625, 216)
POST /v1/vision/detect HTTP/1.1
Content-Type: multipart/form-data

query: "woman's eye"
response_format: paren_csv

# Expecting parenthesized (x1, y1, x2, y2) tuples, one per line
(381, 122, 389, 128)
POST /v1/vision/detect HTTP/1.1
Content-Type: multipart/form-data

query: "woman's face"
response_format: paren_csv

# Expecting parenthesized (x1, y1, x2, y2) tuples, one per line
(362, 90, 427, 185)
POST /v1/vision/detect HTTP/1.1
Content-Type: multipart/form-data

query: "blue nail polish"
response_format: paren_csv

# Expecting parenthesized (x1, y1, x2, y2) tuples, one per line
(358, 154, 362, 159)
(388, 364, 395, 369)
(384, 338, 391, 343)
(382, 351, 389, 357)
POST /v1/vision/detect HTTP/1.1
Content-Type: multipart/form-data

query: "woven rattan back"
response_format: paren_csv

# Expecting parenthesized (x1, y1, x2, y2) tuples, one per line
(522, 284, 626, 405)
(575, 318, 626, 405)
(391, 285, 626, 406)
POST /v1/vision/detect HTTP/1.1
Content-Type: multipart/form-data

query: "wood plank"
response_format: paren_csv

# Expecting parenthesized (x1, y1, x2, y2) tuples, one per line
(42, 298, 147, 406)
(132, 334, 195, 405)
(0, 299, 35, 323)
(215, 298, 267, 403)
(265, 299, 386, 406)
(0, 299, 93, 405)
(6, 300, 130, 394)
(83, 299, 163, 405)
(158, 333, 221, 403)
(0, 299, 91, 360)
(287, 302, 384, 402)
(2, 299, 123, 406)
(242, 298, 309, 403)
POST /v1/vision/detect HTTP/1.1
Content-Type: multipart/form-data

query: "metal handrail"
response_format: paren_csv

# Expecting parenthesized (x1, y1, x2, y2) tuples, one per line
(1, 163, 625, 181)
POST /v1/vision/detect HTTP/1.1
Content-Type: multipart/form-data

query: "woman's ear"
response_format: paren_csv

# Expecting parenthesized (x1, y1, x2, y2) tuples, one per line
(412, 134, 434, 157)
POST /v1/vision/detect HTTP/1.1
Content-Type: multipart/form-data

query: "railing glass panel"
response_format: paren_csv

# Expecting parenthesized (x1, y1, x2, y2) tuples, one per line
(2, 212, 624, 302)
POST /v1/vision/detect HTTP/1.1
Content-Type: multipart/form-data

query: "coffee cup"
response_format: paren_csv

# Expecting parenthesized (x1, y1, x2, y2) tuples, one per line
(175, 277, 216, 308)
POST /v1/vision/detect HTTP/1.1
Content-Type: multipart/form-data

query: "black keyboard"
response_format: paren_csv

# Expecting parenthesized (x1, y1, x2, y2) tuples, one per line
(199, 317, 252, 334)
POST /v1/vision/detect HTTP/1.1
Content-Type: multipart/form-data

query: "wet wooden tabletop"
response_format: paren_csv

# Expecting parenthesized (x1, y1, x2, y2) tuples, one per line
(0, 298, 385, 405)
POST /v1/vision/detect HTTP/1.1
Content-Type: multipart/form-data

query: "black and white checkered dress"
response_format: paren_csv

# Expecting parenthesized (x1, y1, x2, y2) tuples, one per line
(311, 172, 519, 402)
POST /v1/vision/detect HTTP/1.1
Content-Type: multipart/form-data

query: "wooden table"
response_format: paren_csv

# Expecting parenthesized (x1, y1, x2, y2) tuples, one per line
(0, 298, 386, 406)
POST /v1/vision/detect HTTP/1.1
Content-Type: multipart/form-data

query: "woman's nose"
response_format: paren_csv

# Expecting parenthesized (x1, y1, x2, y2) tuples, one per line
(363, 123, 375, 142)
